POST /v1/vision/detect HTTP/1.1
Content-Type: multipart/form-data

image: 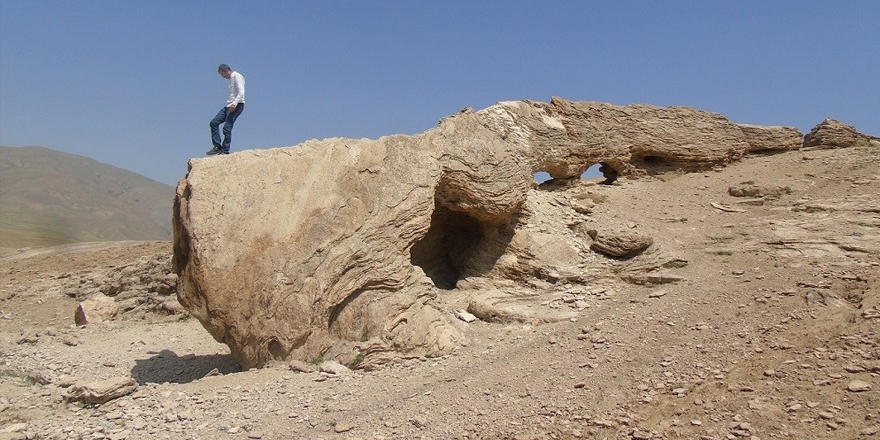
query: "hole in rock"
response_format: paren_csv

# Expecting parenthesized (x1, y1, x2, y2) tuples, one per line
(533, 171, 552, 184)
(410, 207, 486, 290)
(267, 339, 286, 361)
(579, 163, 602, 181)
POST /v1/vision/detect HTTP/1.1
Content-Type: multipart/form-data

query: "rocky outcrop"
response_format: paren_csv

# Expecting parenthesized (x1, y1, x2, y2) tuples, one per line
(736, 124, 803, 153)
(803, 118, 877, 149)
(172, 97, 806, 369)
(483, 99, 802, 179)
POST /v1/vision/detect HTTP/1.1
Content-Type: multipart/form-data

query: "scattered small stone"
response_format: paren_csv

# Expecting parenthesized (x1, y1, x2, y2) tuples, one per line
(848, 380, 872, 392)
(288, 360, 316, 373)
(861, 425, 879, 436)
(17, 332, 39, 345)
(862, 307, 880, 319)
(62, 336, 80, 346)
(318, 361, 350, 375)
(455, 310, 477, 323)
(66, 377, 138, 404)
(333, 423, 354, 433)
(108, 430, 131, 440)
(0, 423, 27, 434)
(27, 370, 52, 385)
(631, 429, 653, 439)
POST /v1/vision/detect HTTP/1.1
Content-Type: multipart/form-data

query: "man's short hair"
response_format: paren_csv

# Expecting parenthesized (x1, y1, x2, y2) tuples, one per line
(218, 64, 232, 73)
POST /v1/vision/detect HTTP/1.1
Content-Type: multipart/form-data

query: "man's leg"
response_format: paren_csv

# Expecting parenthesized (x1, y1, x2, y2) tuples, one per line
(220, 104, 244, 154)
(208, 107, 228, 154)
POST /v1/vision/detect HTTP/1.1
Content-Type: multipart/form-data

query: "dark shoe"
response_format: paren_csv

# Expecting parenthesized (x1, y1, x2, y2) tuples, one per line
(206, 147, 221, 155)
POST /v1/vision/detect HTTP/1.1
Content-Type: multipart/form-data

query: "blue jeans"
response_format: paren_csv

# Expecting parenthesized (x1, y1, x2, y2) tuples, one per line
(210, 103, 244, 153)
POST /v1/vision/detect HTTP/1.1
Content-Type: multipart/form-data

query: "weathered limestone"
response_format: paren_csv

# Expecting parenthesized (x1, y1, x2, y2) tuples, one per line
(67, 377, 138, 404)
(803, 118, 875, 149)
(74, 295, 118, 326)
(172, 97, 806, 369)
(736, 124, 803, 153)
(587, 229, 654, 258)
(728, 184, 789, 198)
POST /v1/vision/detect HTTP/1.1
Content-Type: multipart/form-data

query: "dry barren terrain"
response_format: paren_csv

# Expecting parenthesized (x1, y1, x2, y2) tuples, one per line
(1, 143, 878, 440)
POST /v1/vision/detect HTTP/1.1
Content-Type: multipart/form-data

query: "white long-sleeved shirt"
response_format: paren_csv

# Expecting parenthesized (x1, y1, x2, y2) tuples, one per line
(226, 71, 246, 106)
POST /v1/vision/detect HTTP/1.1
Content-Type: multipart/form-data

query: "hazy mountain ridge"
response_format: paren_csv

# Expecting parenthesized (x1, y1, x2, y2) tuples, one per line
(0, 146, 175, 249)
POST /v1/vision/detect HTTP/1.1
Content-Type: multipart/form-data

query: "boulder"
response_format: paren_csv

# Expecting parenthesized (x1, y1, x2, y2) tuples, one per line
(74, 295, 118, 326)
(587, 230, 654, 258)
(467, 290, 578, 324)
(173, 97, 798, 369)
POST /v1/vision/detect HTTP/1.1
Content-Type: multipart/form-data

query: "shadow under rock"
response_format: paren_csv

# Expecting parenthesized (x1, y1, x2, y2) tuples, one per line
(131, 349, 241, 385)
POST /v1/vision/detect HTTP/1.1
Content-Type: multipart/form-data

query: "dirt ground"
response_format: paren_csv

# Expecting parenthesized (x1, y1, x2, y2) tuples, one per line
(1, 144, 878, 440)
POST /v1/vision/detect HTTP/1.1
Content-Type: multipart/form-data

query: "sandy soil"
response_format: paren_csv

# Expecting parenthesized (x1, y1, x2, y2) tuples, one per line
(1, 144, 878, 440)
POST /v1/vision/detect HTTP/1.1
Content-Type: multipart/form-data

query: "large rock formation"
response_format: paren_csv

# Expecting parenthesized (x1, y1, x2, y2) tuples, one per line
(173, 97, 804, 369)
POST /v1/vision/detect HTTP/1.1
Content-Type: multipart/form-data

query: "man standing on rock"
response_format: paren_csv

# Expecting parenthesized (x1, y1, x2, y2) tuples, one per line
(207, 64, 245, 155)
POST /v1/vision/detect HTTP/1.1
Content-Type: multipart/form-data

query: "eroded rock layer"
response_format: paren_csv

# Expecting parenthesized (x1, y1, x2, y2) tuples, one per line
(173, 97, 804, 369)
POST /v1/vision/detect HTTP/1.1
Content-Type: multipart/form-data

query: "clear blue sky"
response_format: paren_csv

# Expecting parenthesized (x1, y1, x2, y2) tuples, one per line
(2, 1, 878, 186)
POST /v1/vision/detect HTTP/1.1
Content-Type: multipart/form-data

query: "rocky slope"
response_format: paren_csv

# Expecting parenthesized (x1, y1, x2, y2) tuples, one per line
(0, 131, 877, 439)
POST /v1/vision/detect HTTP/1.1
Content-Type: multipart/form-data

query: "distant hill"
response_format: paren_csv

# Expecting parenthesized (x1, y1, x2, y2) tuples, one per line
(0, 146, 175, 249)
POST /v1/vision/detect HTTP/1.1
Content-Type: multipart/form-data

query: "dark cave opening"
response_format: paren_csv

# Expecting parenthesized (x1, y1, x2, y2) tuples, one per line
(631, 153, 676, 174)
(410, 206, 485, 290)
